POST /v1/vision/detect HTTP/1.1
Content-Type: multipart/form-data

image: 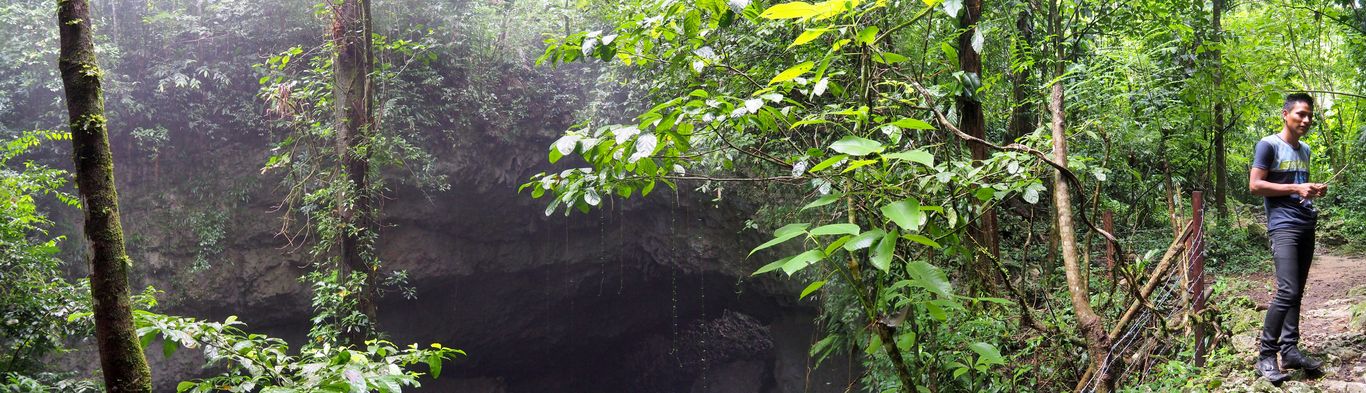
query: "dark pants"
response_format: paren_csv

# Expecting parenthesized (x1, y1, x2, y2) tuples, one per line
(1260, 226, 1315, 357)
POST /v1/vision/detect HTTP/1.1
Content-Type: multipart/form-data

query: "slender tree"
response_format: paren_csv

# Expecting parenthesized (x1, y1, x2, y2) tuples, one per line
(55, 1, 152, 391)
(332, 0, 379, 345)
(1211, 0, 1228, 220)
(1046, 0, 1109, 390)
(1007, 6, 1038, 143)
(956, 0, 1001, 293)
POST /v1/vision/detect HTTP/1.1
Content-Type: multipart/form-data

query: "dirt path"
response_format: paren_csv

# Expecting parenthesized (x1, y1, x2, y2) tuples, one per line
(1229, 254, 1366, 391)
(1240, 255, 1366, 342)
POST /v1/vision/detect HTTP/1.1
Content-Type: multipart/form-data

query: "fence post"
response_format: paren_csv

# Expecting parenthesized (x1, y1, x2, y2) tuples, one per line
(1188, 191, 1208, 366)
(1103, 211, 1116, 275)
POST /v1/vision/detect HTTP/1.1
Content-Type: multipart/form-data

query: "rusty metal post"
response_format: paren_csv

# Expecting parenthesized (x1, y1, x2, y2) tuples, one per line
(1188, 191, 1208, 366)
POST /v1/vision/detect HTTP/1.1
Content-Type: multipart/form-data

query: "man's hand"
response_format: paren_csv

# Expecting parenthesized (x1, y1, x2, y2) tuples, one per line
(1298, 183, 1328, 199)
(1310, 183, 1328, 198)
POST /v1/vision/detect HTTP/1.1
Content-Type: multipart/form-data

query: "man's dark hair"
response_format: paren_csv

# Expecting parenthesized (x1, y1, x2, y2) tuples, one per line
(1284, 93, 1315, 111)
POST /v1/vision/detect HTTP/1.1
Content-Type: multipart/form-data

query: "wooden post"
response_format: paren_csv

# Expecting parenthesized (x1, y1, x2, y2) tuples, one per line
(1103, 211, 1116, 274)
(1188, 191, 1208, 366)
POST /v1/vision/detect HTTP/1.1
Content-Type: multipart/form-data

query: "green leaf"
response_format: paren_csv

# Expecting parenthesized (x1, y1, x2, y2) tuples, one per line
(902, 234, 941, 248)
(770, 61, 815, 84)
(790, 28, 832, 48)
(907, 260, 952, 298)
(177, 382, 196, 393)
(809, 223, 860, 237)
(753, 255, 794, 275)
(781, 249, 826, 275)
(974, 187, 995, 201)
(749, 223, 811, 256)
(163, 339, 177, 358)
(880, 199, 924, 231)
(829, 136, 884, 156)
(870, 231, 897, 272)
(969, 342, 1006, 366)
(925, 301, 947, 321)
(802, 193, 843, 210)
(857, 26, 880, 45)
(843, 229, 886, 251)
(890, 118, 935, 130)
(809, 154, 847, 171)
(760, 2, 820, 19)
(882, 150, 934, 167)
(427, 353, 443, 378)
(800, 280, 827, 299)
(872, 51, 909, 64)
(842, 159, 878, 172)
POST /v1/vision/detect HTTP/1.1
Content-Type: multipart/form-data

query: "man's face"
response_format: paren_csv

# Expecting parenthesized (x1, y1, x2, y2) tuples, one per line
(1283, 101, 1314, 138)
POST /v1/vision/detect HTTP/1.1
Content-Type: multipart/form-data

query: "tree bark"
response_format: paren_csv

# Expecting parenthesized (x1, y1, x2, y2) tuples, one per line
(957, 0, 1000, 295)
(1047, 1, 1110, 390)
(1211, 0, 1228, 220)
(56, 1, 153, 391)
(1007, 8, 1037, 143)
(332, 0, 379, 346)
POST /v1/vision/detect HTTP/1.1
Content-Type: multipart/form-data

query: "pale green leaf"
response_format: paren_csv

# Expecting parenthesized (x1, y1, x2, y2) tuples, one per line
(870, 231, 896, 272)
(880, 199, 924, 231)
(882, 150, 934, 167)
(843, 229, 886, 251)
(760, 2, 820, 19)
(802, 193, 844, 210)
(770, 61, 815, 84)
(781, 249, 826, 275)
(829, 136, 884, 156)
(790, 28, 832, 48)
(809, 223, 860, 237)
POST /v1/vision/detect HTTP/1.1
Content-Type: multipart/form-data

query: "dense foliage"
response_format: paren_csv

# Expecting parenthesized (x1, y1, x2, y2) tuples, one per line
(526, 0, 1366, 390)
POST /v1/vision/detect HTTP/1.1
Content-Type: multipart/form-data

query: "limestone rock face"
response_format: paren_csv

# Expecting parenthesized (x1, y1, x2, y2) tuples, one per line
(90, 91, 852, 393)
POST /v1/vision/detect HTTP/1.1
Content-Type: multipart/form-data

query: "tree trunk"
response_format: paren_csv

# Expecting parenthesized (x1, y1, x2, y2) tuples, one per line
(1212, 0, 1228, 220)
(957, 0, 999, 295)
(333, 0, 379, 346)
(1047, 1, 1110, 390)
(1007, 8, 1037, 143)
(56, 2, 152, 391)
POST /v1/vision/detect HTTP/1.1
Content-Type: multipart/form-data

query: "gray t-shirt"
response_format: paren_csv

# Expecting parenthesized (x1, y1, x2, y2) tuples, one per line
(1251, 134, 1316, 231)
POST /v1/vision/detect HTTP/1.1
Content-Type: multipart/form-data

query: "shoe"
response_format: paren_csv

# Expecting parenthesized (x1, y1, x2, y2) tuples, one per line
(1282, 346, 1323, 370)
(1255, 356, 1289, 385)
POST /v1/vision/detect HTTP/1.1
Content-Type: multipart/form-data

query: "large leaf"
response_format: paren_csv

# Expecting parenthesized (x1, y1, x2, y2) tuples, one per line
(882, 150, 934, 167)
(809, 223, 860, 237)
(880, 199, 924, 231)
(969, 342, 1006, 366)
(749, 223, 810, 256)
(843, 229, 886, 251)
(829, 136, 884, 156)
(802, 192, 843, 210)
(906, 260, 952, 298)
(790, 28, 832, 48)
(870, 231, 897, 272)
(781, 249, 826, 275)
(760, 2, 820, 19)
(770, 61, 815, 84)
(890, 118, 935, 130)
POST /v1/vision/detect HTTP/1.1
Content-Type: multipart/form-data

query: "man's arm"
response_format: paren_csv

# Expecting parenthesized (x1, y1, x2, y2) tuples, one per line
(1249, 168, 1325, 198)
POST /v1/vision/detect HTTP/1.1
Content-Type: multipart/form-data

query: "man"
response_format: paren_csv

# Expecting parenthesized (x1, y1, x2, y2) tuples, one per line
(1249, 92, 1328, 383)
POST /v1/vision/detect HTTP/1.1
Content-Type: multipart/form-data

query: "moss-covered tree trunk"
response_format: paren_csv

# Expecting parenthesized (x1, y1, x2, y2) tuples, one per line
(332, 0, 379, 346)
(55, 1, 152, 391)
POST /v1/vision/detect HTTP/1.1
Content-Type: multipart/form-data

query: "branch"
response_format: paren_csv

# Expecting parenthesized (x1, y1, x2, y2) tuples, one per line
(905, 80, 1122, 254)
